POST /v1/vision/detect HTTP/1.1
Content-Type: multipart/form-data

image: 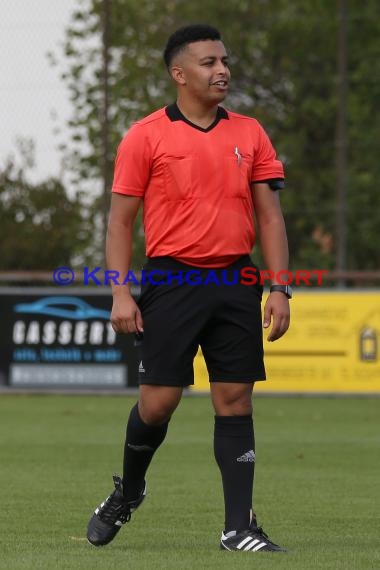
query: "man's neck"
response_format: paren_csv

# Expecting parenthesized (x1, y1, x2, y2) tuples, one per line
(176, 98, 219, 130)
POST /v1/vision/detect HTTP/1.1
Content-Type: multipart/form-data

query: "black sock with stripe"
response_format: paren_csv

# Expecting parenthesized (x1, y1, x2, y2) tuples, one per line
(122, 403, 168, 501)
(214, 415, 255, 533)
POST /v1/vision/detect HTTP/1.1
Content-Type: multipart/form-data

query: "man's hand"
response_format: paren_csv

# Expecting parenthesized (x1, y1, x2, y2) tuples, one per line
(110, 293, 144, 334)
(263, 292, 290, 341)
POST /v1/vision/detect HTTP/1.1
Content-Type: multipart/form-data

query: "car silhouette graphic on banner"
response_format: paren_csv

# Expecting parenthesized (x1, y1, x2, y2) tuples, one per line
(14, 296, 111, 321)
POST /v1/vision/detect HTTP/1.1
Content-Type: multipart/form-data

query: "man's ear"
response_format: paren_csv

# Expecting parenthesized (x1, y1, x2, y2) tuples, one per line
(170, 65, 186, 86)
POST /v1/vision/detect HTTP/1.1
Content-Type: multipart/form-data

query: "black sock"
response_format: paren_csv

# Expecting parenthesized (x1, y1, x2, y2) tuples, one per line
(214, 415, 255, 533)
(122, 403, 168, 501)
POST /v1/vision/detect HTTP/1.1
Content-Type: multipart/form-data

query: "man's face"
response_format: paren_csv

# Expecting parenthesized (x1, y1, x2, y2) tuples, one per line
(172, 40, 231, 104)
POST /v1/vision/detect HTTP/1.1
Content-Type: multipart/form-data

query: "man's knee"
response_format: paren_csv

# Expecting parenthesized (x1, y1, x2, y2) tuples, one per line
(211, 382, 253, 416)
(138, 385, 182, 425)
(138, 402, 173, 426)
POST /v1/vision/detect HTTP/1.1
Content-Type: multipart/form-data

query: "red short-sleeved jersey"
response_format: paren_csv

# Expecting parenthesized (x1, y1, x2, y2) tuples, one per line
(112, 103, 284, 268)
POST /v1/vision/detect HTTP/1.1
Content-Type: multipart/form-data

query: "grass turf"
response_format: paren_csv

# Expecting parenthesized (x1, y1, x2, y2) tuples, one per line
(0, 394, 379, 569)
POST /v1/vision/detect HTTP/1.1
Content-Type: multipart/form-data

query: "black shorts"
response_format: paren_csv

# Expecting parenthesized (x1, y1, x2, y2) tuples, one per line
(135, 255, 266, 387)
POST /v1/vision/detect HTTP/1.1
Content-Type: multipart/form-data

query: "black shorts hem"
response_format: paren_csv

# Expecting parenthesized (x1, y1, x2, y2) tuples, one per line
(139, 377, 194, 387)
(209, 376, 266, 383)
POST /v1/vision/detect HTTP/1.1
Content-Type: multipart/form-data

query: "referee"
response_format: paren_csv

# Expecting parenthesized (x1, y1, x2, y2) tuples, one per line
(87, 24, 290, 553)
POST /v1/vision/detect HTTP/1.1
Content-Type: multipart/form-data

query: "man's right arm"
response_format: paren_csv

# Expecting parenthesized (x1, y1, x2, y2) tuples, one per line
(106, 193, 143, 334)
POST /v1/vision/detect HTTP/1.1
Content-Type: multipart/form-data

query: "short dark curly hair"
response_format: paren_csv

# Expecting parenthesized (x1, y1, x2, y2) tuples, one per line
(163, 24, 222, 68)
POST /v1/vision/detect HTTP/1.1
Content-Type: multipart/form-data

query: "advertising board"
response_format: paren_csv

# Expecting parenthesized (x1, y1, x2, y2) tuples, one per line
(0, 288, 138, 388)
(193, 292, 380, 394)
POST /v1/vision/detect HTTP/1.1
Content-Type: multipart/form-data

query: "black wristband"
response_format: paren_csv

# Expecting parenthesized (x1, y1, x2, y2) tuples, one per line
(269, 285, 292, 299)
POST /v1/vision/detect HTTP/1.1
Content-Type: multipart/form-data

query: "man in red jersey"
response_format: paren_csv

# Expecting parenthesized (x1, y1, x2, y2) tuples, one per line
(87, 24, 291, 553)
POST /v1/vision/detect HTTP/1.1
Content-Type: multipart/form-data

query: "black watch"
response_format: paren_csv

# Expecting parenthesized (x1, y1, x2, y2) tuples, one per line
(270, 285, 293, 299)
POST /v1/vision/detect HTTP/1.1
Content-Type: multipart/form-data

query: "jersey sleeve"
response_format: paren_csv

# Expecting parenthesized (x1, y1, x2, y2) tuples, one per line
(251, 122, 284, 184)
(111, 123, 152, 196)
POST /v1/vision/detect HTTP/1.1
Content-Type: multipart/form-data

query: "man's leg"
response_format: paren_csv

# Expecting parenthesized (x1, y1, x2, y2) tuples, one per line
(211, 381, 286, 551)
(87, 385, 182, 546)
(122, 385, 183, 501)
(211, 382, 255, 533)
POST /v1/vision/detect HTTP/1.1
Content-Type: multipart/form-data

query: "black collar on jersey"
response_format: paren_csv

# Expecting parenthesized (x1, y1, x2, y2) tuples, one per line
(165, 102, 229, 132)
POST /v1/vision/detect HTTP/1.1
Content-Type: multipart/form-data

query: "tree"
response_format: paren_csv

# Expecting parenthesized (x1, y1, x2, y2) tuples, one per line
(345, 0, 380, 270)
(0, 140, 92, 270)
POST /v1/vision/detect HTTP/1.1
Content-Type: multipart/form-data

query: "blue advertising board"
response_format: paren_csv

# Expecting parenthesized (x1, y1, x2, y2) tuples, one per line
(0, 288, 139, 389)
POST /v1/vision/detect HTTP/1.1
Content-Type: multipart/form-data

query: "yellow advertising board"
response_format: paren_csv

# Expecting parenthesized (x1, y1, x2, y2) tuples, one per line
(192, 291, 380, 394)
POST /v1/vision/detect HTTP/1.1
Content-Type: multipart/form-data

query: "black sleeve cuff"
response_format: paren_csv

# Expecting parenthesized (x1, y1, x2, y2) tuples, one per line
(254, 178, 285, 190)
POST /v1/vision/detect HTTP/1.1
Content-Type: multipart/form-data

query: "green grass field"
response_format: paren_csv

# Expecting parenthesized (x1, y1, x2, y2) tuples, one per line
(0, 394, 379, 569)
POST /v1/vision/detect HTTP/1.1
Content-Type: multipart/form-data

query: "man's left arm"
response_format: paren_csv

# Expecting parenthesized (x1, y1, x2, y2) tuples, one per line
(252, 182, 290, 341)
